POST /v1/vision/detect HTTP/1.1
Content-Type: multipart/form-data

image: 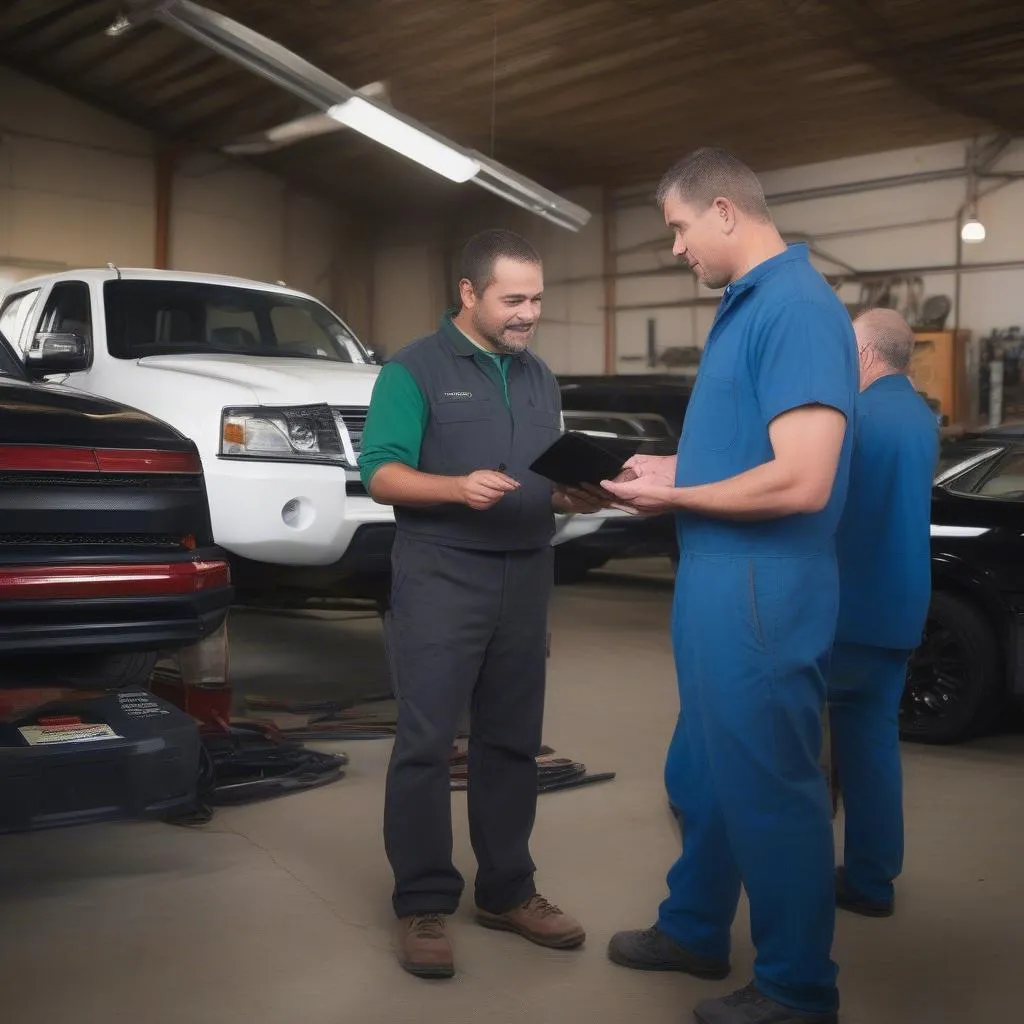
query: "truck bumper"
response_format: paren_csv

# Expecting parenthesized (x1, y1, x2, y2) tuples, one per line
(205, 458, 395, 567)
(0, 552, 233, 657)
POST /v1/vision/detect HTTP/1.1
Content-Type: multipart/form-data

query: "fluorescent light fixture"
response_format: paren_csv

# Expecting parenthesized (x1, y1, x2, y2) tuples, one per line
(961, 217, 986, 243)
(327, 99, 480, 183)
(145, 0, 592, 229)
(470, 150, 592, 231)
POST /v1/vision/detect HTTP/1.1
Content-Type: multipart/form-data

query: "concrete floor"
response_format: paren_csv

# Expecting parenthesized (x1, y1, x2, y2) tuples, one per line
(2, 561, 1023, 1024)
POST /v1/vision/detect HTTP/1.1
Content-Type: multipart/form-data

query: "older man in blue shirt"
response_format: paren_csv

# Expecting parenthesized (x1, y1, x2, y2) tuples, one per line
(604, 148, 857, 1024)
(830, 308, 939, 919)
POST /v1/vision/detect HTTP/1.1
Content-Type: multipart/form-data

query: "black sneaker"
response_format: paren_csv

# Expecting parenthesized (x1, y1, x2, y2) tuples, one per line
(835, 867, 894, 918)
(694, 983, 838, 1024)
(607, 924, 730, 978)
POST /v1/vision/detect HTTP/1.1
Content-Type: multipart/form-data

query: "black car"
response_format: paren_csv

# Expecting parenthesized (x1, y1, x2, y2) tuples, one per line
(0, 329, 233, 689)
(558, 374, 1024, 745)
(908, 426, 1024, 744)
(554, 375, 691, 581)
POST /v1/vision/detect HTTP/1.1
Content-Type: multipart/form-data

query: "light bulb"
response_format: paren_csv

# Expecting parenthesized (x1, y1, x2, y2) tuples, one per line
(961, 218, 986, 243)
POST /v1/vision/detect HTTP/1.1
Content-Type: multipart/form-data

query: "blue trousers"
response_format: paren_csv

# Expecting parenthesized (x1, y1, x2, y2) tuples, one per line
(660, 552, 838, 1015)
(827, 641, 908, 905)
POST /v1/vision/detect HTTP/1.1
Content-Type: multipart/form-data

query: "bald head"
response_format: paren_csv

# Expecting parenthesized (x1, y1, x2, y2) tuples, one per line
(854, 308, 915, 372)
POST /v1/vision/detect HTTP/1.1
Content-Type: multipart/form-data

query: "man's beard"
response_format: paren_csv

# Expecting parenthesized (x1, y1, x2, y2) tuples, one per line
(476, 312, 535, 353)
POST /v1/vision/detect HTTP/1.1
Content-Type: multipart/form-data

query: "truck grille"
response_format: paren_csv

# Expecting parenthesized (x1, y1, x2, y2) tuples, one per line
(332, 407, 367, 468)
(0, 472, 201, 490)
(0, 533, 185, 548)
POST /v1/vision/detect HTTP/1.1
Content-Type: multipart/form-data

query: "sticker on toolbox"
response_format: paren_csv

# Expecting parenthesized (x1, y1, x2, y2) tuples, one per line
(117, 692, 170, 718)
(19, 723, 122, 745)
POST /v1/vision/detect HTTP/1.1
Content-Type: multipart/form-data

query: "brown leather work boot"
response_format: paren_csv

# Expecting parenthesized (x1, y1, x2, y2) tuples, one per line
(395, 913, 454, 979)
(476, 893, 586, 949)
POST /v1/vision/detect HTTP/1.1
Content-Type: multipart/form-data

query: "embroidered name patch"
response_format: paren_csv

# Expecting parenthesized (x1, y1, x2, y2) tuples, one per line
(441, 390, 473, 400)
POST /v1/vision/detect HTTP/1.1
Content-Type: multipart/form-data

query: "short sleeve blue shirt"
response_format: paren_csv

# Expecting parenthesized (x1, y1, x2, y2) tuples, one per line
(835, 375, 939, 649)
(675, 244, 858, 555)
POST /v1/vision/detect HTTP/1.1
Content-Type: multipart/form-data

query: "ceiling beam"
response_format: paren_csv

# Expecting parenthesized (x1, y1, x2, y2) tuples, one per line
(0, 0, 87, 48)
(808, 0, 1019, 129)
(106, 50, 223, 95)
(11, 10, 122, 62)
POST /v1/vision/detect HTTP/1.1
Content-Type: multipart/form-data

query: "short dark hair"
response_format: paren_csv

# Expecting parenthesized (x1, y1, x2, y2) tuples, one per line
(456, 228, 542, 298)
(655, 147, 771, 222)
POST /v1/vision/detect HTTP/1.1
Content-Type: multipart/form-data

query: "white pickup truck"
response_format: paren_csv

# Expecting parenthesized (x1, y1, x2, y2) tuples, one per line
(0, 268, 613, 603)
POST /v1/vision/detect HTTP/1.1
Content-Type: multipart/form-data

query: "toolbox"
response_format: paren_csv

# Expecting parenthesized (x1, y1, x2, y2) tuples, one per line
(0, 688, 201, 834)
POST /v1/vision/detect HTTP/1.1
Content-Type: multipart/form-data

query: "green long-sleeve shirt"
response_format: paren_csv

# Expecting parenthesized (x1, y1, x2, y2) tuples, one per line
(358, 317, 512, 489)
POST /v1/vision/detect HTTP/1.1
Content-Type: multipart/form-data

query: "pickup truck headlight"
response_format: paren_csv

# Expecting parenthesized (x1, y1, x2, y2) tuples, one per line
(220, 405, 355, 466)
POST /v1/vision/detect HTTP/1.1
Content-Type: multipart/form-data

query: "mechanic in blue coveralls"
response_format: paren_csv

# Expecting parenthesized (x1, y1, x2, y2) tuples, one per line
(831, 308, 939, 920)
(603, 148, 858, 1024)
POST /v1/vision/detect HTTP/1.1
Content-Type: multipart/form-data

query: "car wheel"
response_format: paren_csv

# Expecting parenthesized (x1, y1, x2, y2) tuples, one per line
(901, 590, 1002, 744)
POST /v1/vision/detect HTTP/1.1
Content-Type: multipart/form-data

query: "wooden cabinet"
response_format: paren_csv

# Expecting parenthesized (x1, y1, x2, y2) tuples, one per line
(909, 330, 971, 427)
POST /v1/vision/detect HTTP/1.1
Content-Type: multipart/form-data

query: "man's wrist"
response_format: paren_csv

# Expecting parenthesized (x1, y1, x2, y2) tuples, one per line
(448, 475, 467, 505)
(668, 486, 689, 509)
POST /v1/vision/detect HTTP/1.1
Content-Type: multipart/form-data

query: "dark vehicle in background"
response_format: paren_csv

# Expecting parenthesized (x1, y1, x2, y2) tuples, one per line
(910, 428, 1024, 744)
(555, 375, 691, 582)
(559, 374, 692, 439)
(0, 328, 233, 689)
(558, 373, 1024, 745)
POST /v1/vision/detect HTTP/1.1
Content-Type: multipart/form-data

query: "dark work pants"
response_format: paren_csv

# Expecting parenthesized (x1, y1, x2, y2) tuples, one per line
(382, 532, 552, 919)
(828, 641, 910, 905)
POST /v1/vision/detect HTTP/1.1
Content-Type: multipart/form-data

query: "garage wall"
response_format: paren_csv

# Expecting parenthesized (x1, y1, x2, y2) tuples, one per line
(371, 137, 1024, 380)
(0, 66, 371, 337)
(0, 66, 154, 287)
(370, 187, 606, 371)
(614, 139, 1024, 371)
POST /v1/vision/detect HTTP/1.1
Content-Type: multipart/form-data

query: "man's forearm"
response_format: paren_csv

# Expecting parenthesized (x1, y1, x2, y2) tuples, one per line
(368, 462, 461, 507)
(674, 458, 831, 520)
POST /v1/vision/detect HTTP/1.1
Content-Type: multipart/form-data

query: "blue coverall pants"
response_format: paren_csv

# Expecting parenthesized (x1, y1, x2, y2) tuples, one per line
(827, 641, 909, 905)
(660, 551, 839, 1015)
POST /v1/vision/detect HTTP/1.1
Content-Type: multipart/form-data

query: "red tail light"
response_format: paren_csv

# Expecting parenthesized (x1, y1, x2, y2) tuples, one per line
(0, 446, 99, 472)
(0, 445, 201, 474)
(95, 449, 202, 474)
(0, 560, 231, 601)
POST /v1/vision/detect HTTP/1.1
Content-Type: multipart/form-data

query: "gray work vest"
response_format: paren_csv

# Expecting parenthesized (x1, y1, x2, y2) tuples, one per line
(390, 319, 562, 551)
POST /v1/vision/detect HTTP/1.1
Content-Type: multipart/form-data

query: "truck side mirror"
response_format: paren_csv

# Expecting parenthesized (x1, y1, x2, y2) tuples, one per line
(25, 332, 90, 374)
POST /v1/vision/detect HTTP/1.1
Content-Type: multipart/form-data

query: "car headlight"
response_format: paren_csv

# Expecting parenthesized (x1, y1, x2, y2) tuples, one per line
(220, 405, 351, 465)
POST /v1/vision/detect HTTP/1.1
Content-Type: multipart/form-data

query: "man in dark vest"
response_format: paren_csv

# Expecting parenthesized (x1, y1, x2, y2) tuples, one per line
(359, 228, 604, 979)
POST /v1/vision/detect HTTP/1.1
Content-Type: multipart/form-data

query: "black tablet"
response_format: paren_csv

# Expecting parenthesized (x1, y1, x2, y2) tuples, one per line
(529, 431, 639, 488)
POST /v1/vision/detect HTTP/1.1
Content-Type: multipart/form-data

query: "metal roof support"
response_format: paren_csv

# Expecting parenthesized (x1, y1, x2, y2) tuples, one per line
(116, 1, 591, 230)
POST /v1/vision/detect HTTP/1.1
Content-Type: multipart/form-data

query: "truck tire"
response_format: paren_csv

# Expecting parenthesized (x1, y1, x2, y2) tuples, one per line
(900, 590, 1003, 745)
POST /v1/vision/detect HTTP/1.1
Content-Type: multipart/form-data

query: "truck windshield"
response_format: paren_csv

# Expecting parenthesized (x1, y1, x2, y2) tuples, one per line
(103, 280, 370, 364)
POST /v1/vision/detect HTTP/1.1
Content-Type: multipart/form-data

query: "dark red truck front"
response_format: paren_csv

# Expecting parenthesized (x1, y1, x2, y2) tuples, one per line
(0, 331, 232, 688)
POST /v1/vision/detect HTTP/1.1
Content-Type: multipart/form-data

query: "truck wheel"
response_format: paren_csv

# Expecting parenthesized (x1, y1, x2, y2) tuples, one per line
(900, 591, 1003, 745)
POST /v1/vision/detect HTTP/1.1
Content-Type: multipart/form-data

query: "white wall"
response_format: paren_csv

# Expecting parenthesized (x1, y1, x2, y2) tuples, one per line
(0, 66, 370, 334)
(0, 66, 154, 288)
(617, 139, 1024, 369)
(368, 137, 1024, 378)
(370, 187, 607, 370)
